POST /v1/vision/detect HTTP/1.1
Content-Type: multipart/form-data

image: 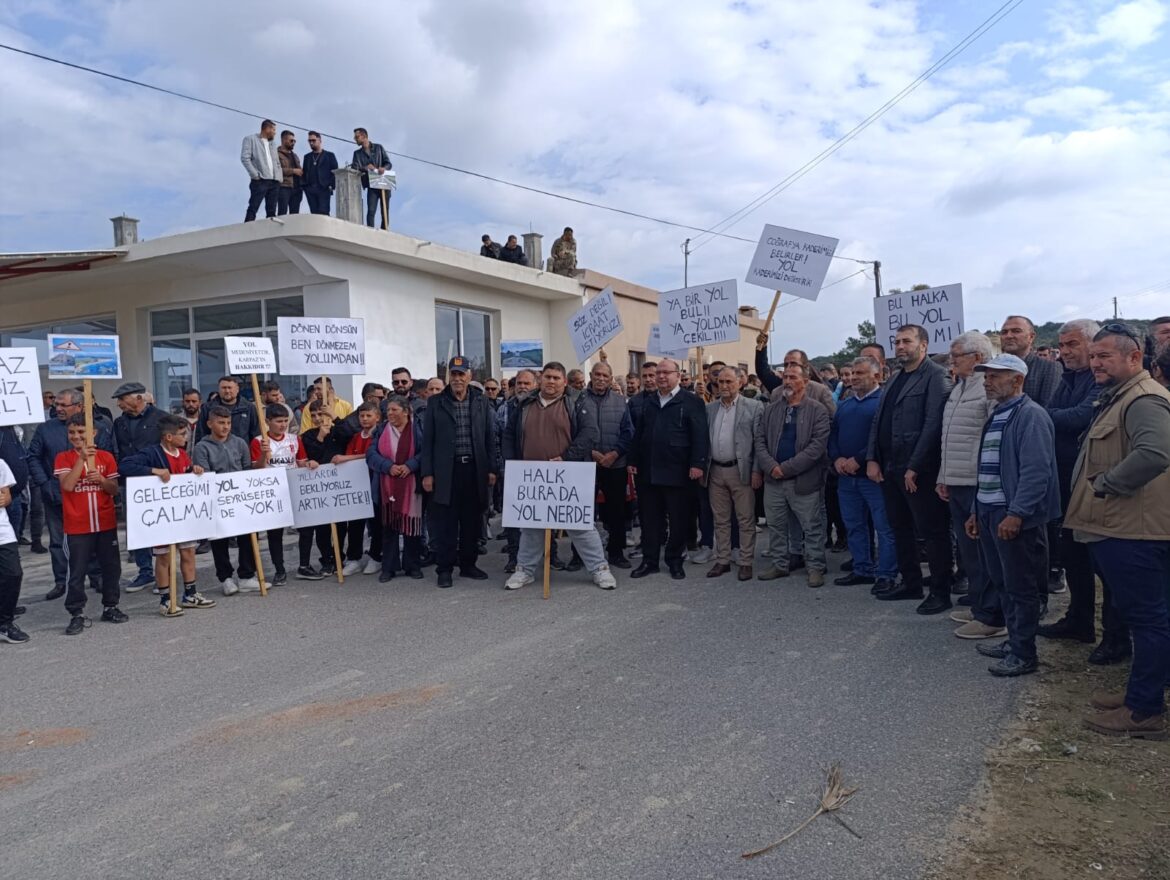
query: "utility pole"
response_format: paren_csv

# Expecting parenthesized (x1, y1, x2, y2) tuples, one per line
(682, 238, 691, 286)
(872, 260, 882, 299)
(1113, 296, 1118, 319)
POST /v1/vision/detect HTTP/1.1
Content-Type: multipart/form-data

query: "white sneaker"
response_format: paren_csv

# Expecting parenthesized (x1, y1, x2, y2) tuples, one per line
(220, 576, 239, 596)
(505, 570, 534, 591)
(691, 547, 714, 564)
(593, 566, 617, 590)
(236, 577, 261, 593)
(362, 556, 381, 576)
(342, 559, 364, 576)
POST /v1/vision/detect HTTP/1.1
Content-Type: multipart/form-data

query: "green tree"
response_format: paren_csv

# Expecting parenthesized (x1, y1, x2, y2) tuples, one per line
(814, 320, 876, 368)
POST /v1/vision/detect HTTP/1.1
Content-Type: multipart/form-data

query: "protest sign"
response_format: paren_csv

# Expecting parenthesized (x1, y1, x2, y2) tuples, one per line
(874, 284, 964, 355)
(744, 224, 839, 301)
(368, 168, 397, 191)
(646, 324, 690, 361)
(289, 460, 374, 529)
(46, 334, 122, 378)
(501, 460, 596, 530)
(225, 336, 277, 375)
(277, 317, 366, 375)
(659, 280, 739, 349)
(125, 473, 218, 550)
(567, 286, 623, 363)
(0, 347, 45, 427)
(501, 340, 543, 369)
(213, 468, 294, 540)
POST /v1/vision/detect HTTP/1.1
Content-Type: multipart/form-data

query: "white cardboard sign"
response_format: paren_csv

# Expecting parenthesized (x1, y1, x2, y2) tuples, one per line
(873, 283, 964, 356)
(659, 279, 739, 349)
(567, 287, 624, 364)
(501, 460, 596, 530)
(744, 224, 839, 300)
(277, 317, 366, 376)
(289, 460, 374, 528)
(646, 324, 690, 361)
(225, 336, 277, 375)
(0, 347, 45, 427)
(213, 468, 295, 539)
(125, 473, 218, 550)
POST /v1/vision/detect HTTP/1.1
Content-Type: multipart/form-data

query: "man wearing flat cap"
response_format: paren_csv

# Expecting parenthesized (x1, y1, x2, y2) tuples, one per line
(112, 382, 166, 590)
(963, 354, 1060, 678)
(420, 357, 497, 589)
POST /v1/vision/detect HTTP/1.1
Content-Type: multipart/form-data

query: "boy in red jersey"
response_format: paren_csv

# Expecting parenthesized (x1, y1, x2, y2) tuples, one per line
(251, 405, 314, 579)
(54, 415, 125, 633)
(337, 401, 382, 575)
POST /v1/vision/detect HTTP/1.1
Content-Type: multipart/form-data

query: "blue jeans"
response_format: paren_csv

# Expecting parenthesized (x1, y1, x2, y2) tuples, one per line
(837, 475, 896, 579)
(1089, 538, 1170, 716)
(44, 496, 68, 586)
(134, 547, 153, 579)
(977, 505, 1046, 663)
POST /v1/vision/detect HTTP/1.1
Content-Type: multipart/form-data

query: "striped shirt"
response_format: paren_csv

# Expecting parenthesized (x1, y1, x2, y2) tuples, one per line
(977, 395, 1026, 505)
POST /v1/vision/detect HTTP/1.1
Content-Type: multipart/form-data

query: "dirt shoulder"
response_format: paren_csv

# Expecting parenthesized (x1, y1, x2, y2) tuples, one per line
(925, 635, 1170, 880)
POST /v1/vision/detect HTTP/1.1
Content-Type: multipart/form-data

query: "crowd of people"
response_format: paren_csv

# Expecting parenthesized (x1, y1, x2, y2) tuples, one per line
(480, 227, 578, 277)
(1, 316, 1168, 739)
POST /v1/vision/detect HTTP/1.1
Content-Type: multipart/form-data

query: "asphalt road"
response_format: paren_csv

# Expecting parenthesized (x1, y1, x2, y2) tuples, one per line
(1, 530, 1022, 879)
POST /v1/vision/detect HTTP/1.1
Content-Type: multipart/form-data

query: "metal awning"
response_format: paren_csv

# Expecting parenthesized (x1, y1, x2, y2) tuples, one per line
(0, 251, 123, 281)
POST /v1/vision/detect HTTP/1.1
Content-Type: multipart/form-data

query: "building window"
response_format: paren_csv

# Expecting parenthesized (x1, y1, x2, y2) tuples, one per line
(435, 303, 493, 381)
(150, 295, 305, 413)
(628, 350, 644, 377)
(1, 315, 118, 374)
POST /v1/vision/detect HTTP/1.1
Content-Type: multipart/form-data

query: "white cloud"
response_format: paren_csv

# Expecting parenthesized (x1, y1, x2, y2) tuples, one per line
(253, 19, 317, 54)
(1023, 85, 1112, 118)
(1095, 0, 1168, 49)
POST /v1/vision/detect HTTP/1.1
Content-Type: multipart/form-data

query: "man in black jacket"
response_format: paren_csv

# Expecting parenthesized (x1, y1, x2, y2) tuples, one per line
(194, 376, 260, 444)
(865, 325, 955, 614)
(112, 382, 166, 590)
(420, 357, 497, 588)
(352, 127, 392, 228)
(628, 358, 710, 580)
(498, 235, 526, 264)
(302, 131, 339, 215)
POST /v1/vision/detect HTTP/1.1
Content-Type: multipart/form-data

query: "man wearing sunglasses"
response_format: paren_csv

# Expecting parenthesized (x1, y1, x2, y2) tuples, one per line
(302, 131, 339, 216)
(1066, 322, 1170, 740)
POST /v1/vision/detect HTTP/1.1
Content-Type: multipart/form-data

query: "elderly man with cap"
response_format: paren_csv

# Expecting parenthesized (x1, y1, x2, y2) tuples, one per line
(420, 356, 497, 589)
(964, 354, 1061, 677)
(112, 382, 166, 591)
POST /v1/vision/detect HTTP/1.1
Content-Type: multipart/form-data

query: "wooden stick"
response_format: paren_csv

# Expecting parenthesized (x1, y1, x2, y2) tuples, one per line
(249, 373, 268, 437)
(543, 529, 552, 600)
(380, 189, 389, 231)
(250, 532, 267, 597)
(82, 379, 95, 469)
(757, 291, 782, 351)
(168, 543, 179, 614)
(331, 522, 344, 583)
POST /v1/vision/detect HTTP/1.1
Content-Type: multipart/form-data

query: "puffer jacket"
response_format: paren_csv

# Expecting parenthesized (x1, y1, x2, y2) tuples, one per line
(938, 373, 995, 486)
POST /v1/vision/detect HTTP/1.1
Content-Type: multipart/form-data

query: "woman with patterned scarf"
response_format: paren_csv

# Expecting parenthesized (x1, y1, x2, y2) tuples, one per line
(366, 396, 425, 582)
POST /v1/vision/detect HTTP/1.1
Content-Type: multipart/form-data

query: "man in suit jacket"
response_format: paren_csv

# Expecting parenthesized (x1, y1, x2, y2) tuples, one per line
(302, 131, 339, 215)
(240, 119, 281, 222)
(705, 367, 763, 580)
(628, 358, 709, 580)
(755, 364, 831, 586)
(866, 324, 955, 614)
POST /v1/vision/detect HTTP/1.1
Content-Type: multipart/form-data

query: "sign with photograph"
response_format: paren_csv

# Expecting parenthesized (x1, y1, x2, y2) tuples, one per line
(46, 334, 122, 379)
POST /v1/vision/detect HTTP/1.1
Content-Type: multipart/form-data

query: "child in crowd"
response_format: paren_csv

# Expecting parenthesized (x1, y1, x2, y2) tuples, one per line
(297, 400, 342, 578)
(337, 401, 382, 576)
(251, 404, 317, 580)
(121, 414, 217, 617)
(0, 456, 28, 643)
(55, 414, 126, 633)
(366, 395, 425, 582)
(194, 404, 267, 595)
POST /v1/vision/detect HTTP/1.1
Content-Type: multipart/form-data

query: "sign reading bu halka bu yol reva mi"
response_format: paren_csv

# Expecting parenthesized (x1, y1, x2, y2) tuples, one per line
(213, 468, 294, 540)
(501, 460, 596, 530)
(289, 460, 374, 528)
(0, 347, 45, 427)
(874, 283, 964, 356)
(126, 473, 218, 550)
(744, 224, 839, 301)
(224, 336, 278, 375)
(567, 286, 623, 364)
(659, 280, 739, 350)
(277, 317, 366, 375)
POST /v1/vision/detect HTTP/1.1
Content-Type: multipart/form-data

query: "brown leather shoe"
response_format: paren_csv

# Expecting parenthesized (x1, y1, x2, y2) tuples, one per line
(1083, 706, 1167, 740)
(1089, 691, 1127, 711)
(738, 565, 753, 581)
(706, 563, 731, 578)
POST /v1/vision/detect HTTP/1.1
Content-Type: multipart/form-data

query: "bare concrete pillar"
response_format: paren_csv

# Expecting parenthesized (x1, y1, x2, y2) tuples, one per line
(523, 232, 542, 270)
(333, 167, 363, 225)
(111, 215, 139, 246)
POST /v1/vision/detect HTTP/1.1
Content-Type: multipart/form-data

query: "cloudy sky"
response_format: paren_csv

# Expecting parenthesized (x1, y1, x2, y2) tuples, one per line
(2, 0, 1168, 356)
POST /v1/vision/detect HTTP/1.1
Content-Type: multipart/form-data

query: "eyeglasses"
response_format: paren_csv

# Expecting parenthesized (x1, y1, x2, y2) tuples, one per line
(656, 369, 678, 376)
(1100, 322, 1140, 344)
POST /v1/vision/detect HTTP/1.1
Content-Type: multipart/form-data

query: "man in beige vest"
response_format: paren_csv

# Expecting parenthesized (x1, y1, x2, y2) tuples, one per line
(1065, 323, 1170, 740)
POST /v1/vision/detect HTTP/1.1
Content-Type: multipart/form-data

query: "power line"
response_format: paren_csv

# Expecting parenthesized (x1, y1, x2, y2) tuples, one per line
(687, 0, 1026, 254)
(0, 41, 873, 263)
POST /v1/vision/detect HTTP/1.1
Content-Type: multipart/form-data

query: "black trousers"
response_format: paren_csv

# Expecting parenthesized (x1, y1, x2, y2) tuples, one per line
(639, 483, 691, 568)
(277, 186, 302, 215)
(428, 460, 481, 574)
(1061, 528, 1127, 642)
(65, 530, 121, 615)
(346, 516, 382, 562)
(304, 187, 331, 215)
(299, 525, 333, 568)
(210, 535, 254, 581)
(382, 529, 422, 574)
(880, 469, 953, 595)
(366, 188, 389, 227)
(245, 179, 278, 221)
(0, 543, 21, 626)
(597, 466, 629, 557)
